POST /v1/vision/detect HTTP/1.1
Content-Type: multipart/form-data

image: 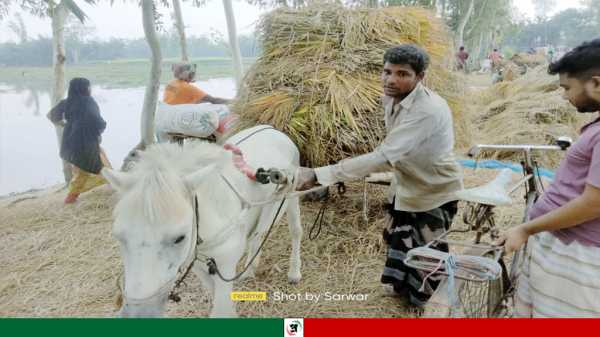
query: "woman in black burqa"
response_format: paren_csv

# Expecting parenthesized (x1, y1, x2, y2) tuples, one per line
(48, 78, 111, 204)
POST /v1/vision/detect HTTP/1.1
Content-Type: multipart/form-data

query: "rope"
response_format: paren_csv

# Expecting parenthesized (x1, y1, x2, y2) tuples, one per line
(309, 201, 327, 240)
(207, 197, 287, 282)
(444, 255, 459, 315)
(233, 126, 275, 146)
(406, 246, 503, 283)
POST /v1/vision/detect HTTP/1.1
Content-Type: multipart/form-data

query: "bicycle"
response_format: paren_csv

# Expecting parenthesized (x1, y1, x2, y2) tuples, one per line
(404, 138, 572, 318)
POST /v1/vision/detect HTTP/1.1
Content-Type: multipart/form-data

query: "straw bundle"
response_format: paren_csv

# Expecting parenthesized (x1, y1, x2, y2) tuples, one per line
(471, 66, 593, 168)
(494, 53, 546, 83)
(232, 4, 466, 166)
(501, 61, 524, 82)
(510, 52, 546, 68)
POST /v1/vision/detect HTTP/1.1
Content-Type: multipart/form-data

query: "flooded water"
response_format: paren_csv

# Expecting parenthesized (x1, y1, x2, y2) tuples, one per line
(0, 78, 236, 196)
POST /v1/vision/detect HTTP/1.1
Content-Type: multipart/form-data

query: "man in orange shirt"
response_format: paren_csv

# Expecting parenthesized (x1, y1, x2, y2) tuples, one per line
(163, 63, 231, 105)
(488, 48, 503, 72)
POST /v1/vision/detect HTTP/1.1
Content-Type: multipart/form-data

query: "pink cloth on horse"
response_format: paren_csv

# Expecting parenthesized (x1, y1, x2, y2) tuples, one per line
(224, 143, 256, 180)
(216, 114, 238, 134)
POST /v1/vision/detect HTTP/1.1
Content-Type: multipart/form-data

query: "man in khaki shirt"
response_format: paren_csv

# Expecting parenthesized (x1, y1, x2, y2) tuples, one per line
(297, 44, 463, 309)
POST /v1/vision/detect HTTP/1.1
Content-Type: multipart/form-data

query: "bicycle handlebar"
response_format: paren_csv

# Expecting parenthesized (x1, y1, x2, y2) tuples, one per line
(255, 168, 289, 185)
(467, 144, 566, 158)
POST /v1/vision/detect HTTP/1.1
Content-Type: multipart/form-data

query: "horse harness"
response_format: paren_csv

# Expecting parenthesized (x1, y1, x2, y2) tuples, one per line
(119, 126, 342, 305)
(168, 126, 292, 302)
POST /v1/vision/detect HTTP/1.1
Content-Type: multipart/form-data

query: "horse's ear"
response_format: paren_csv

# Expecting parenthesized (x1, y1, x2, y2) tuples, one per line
(102, 168, 134, 193)
(183, 164, 217, 192)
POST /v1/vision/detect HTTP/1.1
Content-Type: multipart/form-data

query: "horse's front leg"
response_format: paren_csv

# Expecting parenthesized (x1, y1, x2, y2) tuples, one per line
(209, 236, 244, 318)
(286, 196, 302, 284)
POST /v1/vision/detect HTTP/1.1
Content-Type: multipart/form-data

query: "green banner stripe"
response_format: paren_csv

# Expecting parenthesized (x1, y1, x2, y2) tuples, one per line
(0, 318, 282, 337)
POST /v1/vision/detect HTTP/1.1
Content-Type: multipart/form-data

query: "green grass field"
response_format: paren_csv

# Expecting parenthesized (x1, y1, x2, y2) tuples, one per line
(0, 57, 256, 89)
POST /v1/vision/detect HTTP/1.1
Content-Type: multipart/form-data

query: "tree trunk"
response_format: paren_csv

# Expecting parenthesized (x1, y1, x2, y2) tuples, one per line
(475, 30, 484, 66)
(485, 29, 493, 56)
(456, 0, 475, 48)
(222, 0, 243, 87)
(172, 0, 188, 61)
(51, 2, 72, 183)
(439, 0, 446, 19)
(140, 0, 162, 147)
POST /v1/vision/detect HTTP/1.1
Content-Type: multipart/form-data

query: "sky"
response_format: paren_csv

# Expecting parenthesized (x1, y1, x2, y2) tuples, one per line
(0, 0, 585, 43)
(0, 0, 267, 42)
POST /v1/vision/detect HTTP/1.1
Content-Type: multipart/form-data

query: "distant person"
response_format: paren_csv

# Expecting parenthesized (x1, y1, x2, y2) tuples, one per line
(492, 68, 504, 84)
(456, 46, 469, 72)
(47, 78, 111, 204)
(547, 45, 556, 63)
(479, 59, 492, 74)
(488, 48, 503, 72)
(163, 63, 231, 105)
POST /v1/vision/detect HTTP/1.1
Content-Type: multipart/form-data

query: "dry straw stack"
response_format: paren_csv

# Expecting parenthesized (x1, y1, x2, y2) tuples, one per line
(471, 66, 593, 168)
(510, 52, 546, 68)
(232, 4, 467, 166)
(500, 53, 546, 82)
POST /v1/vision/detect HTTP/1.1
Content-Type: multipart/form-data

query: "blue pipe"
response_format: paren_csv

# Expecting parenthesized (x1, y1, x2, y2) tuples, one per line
(459, 159, 555, 180)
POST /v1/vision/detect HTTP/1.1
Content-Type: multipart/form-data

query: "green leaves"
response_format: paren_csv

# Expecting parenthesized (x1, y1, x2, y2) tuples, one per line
(62, 0, 94, 23)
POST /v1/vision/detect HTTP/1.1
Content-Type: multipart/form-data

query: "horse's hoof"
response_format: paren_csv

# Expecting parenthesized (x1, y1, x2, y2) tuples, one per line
(287, 274, 302, 284)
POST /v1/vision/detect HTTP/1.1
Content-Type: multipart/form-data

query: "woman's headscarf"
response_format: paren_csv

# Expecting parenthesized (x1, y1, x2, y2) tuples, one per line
(60, 78, 107, 174)
(65, 77, 92, 121)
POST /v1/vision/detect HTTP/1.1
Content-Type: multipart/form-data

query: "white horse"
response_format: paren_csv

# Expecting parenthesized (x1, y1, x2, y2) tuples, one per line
(102, 126, 303, 317)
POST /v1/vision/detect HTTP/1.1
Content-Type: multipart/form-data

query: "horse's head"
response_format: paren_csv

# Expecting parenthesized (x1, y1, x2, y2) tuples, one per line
(103, 160, 216, 317)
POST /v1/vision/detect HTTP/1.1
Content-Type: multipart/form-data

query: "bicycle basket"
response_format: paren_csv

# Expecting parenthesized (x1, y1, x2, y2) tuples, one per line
(404, 246, 506, 317)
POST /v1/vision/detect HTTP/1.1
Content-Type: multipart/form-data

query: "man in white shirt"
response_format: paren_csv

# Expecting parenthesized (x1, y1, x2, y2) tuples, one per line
(296, 44, 463, 309)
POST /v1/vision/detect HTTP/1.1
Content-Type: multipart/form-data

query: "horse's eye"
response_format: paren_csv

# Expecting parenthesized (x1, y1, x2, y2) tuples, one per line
(174, 235, 185, 244)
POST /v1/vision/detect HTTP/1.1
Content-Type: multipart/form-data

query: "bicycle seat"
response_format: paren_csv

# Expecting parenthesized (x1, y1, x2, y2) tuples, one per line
(456, 169, 513, 206)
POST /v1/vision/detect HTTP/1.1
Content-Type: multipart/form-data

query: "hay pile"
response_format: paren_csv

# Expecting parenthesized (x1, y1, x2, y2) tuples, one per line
(470, 66, 593, 168)
(510, 52, 546, 68)
(500, 61, 525, 82)
(494, 53, 546, 83)
(233, 4, 467, 166)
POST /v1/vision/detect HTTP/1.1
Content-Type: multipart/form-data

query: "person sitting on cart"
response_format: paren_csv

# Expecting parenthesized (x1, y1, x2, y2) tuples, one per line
(164, 62, 231, 105)
(160, 63, 236, 141)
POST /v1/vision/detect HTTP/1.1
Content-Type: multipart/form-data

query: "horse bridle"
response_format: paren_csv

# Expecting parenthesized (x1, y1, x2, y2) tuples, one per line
(118, 126, 322, 305)
(166, 127, 287, 301)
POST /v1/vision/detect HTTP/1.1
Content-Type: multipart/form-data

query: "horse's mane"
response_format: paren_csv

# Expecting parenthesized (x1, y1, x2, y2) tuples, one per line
(113, 141, 231, 226)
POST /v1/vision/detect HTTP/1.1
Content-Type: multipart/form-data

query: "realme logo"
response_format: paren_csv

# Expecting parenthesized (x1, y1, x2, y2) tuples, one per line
(230, 291, 268, 301)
